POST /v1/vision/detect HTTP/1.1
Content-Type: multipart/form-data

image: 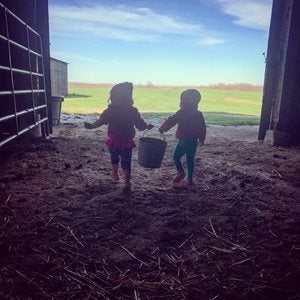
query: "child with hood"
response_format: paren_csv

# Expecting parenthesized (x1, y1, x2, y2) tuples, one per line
(84, 82, 153, 192)
(159, 89, 206, 186)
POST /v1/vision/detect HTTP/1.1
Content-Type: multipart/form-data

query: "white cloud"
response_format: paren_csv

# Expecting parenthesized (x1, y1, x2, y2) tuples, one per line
(197, 38, 225, 46)
(216, 0, 272, 30)
(49, 4, 204, 41)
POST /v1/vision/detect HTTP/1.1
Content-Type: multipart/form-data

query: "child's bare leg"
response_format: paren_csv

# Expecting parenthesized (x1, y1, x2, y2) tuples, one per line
(123, 169, 131, 192)
(111, 164, 120, 181)
(109, 148, 120, 181)
(120, 149, 132, 192)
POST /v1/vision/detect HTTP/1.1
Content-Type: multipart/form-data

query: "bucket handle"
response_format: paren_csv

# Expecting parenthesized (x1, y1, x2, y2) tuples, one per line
(142, 126, 165, 141)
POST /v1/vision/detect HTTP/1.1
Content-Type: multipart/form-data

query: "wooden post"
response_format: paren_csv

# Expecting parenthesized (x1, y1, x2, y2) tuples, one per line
(259, 0, 300, 146)
(36, 0, 52, 134)
(258, 0, 285, 140)
(276, 0, 300, 145)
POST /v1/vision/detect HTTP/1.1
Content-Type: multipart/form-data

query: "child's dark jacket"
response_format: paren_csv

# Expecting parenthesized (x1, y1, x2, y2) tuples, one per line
(98, 105, 147, 149)
(160, 109, 206, 142)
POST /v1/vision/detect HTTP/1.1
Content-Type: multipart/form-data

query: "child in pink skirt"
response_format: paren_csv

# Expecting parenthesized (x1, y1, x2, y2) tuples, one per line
(84, 82, 153, 192)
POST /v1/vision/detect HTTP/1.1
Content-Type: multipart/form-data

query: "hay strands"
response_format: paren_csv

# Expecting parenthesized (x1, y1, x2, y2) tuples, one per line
(45, 216, 54, 227)
(229, 256, 257, 268)
(120, 245, 149, 266)
(178, 234, 194, 249)
(134, 287, 141, 300)
(271, 169, 282, 178)
(64, 267, 113, 297)
(208, 245, 233, 254)
(203, 219, 249, 252)
(9, 267, 47, 295)
(209, 218, 218, 237)
(203, 218, 218, 238)
(4, 194, 11, 205)
(56, 221, 85, 247)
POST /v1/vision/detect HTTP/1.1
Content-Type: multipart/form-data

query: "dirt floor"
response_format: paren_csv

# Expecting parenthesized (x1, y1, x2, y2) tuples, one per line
(0, 114, 300, 300)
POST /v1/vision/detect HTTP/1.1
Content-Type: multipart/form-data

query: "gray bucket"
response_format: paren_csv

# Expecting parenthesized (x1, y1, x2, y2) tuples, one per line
(138, 132, 167, 168)
(51, 96, 64, 126)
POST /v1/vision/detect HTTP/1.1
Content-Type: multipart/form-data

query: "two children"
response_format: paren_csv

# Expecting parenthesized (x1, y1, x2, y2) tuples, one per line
(84, 82, 206, 191)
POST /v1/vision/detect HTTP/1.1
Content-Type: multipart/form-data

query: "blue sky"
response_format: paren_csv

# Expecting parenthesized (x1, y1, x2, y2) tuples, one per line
(49, 0, 272, 86)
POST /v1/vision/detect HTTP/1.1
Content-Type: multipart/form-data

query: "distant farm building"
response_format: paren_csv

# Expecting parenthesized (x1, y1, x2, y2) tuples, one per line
(50, 57, 68, 97)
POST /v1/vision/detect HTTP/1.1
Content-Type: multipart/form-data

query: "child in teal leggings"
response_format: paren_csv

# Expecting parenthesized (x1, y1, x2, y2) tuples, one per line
(159, 89, 206, 185)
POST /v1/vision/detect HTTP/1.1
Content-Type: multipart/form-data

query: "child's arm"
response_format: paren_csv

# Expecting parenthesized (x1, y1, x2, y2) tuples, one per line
(134, 110, 153, 131)
(159, 114, 178, 133)
(84, 118, 105, 129)
(84, 109, 110, 129)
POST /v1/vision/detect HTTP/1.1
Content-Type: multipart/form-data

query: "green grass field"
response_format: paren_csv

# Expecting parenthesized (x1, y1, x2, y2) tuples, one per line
(63, 87, 262, 125)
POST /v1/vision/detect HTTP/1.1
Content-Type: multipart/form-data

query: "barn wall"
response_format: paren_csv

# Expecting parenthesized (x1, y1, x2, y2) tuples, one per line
(50, 58, 68, 97)
(259, 0, 300, 145)
(0, 0, 51, 145)
(276, 0, 300, 144)
(1, 0, 51, 106)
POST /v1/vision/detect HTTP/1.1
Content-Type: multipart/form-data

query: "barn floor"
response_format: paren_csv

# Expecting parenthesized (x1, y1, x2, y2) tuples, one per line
(0, 114, 300, 300)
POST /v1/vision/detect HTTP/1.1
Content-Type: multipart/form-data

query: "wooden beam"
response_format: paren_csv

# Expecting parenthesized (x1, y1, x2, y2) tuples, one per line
(36, 0, 51, 135)
(276, 0, 300, 145)
(258, 0, 289, 140)
(259, 0, 300, 145)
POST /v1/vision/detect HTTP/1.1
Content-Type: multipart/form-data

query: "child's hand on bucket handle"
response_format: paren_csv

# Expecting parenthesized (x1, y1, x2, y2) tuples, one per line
(147, 124, 154, 130)
(84, 122, 94, 129)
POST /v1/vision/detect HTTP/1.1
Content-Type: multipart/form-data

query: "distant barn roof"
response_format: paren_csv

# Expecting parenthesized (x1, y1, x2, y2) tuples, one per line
(50, 57, 69, 64)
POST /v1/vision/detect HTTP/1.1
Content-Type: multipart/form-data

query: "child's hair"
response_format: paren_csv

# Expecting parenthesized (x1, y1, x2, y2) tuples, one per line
(180, 89, 201, 110)
(109, 82, 134, 106)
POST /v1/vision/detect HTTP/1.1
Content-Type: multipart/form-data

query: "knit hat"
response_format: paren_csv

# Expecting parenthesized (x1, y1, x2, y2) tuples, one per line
(180, 89, 201, 109)
(110, 82, 133, 105)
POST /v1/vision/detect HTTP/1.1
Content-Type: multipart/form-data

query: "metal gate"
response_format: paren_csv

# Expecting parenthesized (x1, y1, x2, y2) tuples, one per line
(0, 2, 49, 147)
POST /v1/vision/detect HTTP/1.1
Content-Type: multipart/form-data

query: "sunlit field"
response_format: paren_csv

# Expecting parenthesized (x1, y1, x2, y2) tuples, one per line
(63, 86, 262, 125)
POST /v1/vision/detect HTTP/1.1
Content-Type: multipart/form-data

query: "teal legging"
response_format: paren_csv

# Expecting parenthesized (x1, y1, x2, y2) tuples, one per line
(173, 139, 198, 180)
